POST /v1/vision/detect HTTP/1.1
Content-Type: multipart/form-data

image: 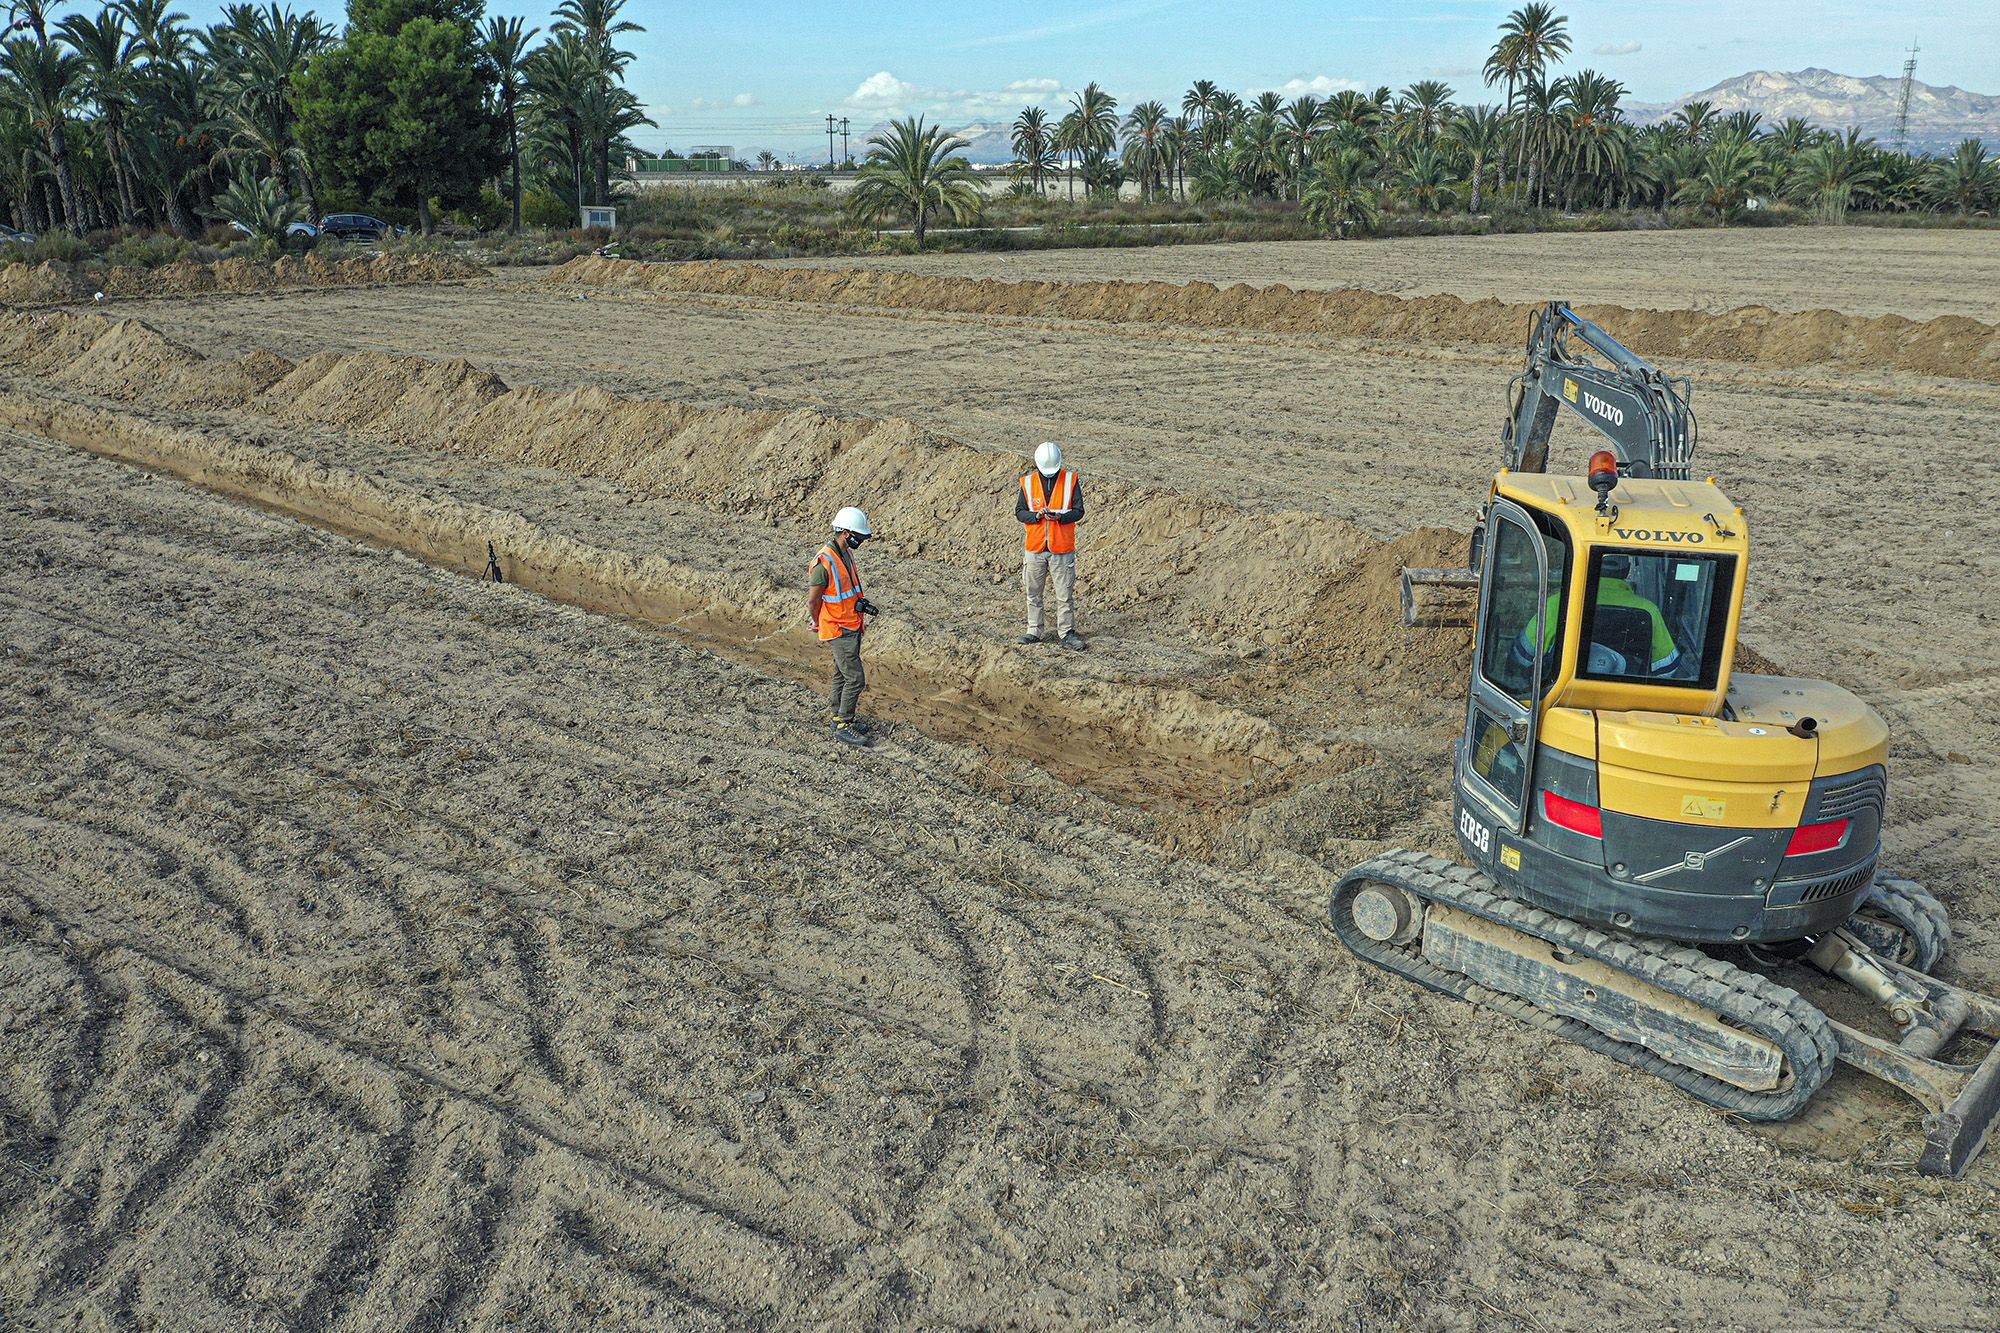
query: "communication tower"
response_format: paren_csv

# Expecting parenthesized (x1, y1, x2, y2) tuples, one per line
(1894, 40, 1919, 151)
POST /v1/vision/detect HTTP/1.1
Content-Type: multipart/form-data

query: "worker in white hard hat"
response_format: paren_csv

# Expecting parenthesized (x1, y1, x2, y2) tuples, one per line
(808, 506, 879, 747)
(1017, 441, 1086, 650)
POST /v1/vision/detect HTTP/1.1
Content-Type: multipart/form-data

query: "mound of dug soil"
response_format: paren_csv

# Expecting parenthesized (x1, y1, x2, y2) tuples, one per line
(0, 310, 1374, 648)
(0, 252, 479, 305)
(548, 256, 2000, 383)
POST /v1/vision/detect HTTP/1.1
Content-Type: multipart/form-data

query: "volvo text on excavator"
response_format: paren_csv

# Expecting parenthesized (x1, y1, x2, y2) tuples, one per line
(1344, 302, 2000, 1177)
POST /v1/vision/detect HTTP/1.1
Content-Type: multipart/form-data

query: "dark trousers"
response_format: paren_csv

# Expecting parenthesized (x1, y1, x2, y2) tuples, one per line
(829, 630, 865, 720)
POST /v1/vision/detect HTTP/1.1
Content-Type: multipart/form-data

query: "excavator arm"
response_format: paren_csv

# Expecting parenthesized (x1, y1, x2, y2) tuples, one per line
(1401, 301, 1698, 624)
(1501, 302, 1695, 480)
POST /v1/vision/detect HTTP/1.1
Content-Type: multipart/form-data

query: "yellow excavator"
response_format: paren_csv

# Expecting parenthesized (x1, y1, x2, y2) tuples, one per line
(1342, 303, 2000, 1176)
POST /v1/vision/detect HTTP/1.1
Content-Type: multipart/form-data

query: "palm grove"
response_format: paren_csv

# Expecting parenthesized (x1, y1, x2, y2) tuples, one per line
(861, 3, 1998, 243)
(0, 0, 652, 240)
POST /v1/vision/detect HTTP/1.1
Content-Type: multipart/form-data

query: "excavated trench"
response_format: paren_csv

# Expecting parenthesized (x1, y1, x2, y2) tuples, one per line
(0, 310, 1474, 814)
(548, 256, 2000, 384)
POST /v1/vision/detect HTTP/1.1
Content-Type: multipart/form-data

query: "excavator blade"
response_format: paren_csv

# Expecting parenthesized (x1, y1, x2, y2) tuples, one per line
(1400, 566, 1478, 626)
(1922, 1044, 2000, 1178)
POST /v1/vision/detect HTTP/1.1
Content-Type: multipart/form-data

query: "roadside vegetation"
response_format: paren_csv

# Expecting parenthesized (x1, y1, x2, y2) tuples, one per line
(0, 0, 1993, 273)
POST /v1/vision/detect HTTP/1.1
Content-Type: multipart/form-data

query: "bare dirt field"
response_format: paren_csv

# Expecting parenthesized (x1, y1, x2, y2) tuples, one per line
(6, 229, 2000, 1330)
(772, 227, 2000, 322)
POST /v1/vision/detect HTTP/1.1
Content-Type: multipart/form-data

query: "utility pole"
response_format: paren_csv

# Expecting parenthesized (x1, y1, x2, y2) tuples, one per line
(825, 114, 837, 167)
(839, 116, 851, 166)
(1894, 39, 1919, 152)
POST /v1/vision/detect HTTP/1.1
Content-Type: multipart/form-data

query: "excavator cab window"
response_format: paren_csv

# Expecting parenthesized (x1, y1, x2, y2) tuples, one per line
(1469, 511, 1568, 817)
(1576, 548, 1735, 688)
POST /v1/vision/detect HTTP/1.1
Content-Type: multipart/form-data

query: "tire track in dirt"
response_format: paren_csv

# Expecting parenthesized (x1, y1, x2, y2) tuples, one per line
(2, 871, 845, 1267)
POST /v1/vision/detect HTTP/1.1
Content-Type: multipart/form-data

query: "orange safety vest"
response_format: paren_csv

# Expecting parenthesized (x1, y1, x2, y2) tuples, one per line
(812, 543, 864, 639)
(1022, 469, 1078, 554)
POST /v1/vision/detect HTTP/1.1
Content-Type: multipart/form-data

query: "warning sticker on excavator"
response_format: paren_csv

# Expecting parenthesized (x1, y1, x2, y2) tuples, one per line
(1501, 846, 1522, 870)
(1562, 378, 1579, 403)
(1680, 795, 1728, 821)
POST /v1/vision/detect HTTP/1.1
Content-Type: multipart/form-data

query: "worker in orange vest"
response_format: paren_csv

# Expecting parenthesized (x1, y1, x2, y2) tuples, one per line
(808, 506, 879, 747)
(1017, 441, 1086, 651)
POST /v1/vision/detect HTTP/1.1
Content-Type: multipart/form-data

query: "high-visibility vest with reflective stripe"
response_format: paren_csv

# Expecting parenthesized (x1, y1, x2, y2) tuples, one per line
(1022, 469, 1078, 554)
(813, 543, 864, 639)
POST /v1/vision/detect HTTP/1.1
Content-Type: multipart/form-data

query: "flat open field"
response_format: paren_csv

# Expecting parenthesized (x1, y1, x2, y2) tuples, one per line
(6, 228, 2000, 1330)
(774, 226, 2000, 321)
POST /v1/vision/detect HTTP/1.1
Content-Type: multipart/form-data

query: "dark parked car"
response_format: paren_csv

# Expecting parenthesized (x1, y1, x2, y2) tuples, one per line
(317, 213, 405, 240)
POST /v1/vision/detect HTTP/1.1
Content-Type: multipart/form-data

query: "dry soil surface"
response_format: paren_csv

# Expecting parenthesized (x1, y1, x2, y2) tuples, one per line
(7, 232, 2000, 1331)
(770, 227, 2000, 322)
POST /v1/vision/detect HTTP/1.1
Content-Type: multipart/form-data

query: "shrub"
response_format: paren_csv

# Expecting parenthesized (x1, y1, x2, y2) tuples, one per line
(104, 232, 197, 268)
(521, 189, 574, 230)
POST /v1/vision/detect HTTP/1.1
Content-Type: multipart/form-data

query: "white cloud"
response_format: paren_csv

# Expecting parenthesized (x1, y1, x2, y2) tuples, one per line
(731, 93, 759, 107)
(1594, 41, 1643, 56)
(1252, 75, 1367, 98)
(688, 94, 763, 110)
(843, 71, 1068, 123)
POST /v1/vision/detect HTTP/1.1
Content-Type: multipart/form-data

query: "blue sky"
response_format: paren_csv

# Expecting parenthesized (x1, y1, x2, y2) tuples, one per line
(132, 1, 2000, 157)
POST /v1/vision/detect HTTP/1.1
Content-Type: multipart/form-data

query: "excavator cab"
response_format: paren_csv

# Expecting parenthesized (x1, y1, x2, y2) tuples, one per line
(1447, 463, 1895, 945)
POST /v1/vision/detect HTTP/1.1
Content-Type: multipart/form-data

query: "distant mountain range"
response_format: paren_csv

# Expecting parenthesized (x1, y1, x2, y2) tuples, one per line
(1624, 69, 1999, 153)
(887, 68, 1996, 167)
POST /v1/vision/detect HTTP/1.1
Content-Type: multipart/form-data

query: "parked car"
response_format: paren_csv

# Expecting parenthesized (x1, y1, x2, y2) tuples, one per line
(0, 225, 33, 246)
(317, 213, 406, 241)
(228, 219, 319, 238)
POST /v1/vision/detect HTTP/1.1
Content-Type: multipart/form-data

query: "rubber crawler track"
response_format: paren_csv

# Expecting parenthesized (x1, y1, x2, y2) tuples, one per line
(1331, 849, 1839, 1121)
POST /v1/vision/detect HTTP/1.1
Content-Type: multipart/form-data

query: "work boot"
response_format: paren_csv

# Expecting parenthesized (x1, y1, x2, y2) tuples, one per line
(1017, 633, 1043, 645)
(830, 713, 872, 735)
(831, 719, 872, 748)
(1060, 632, 1088, 652)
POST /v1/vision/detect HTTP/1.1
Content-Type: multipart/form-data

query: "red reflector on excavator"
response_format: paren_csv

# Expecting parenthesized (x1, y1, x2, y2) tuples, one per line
(1543, 790, 1603, 839)
(1786, 819, 1850, 857)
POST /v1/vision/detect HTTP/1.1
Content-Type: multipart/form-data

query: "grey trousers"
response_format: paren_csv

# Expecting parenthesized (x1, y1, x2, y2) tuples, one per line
(829, 630, 865, 720)
(1023, 550, 1077, 637)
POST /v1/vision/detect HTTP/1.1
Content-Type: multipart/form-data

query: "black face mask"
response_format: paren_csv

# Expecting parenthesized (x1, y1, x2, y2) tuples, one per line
(844, 533, 867, 551)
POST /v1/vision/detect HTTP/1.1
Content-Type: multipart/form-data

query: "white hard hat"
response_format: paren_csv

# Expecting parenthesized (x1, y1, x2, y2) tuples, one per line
(832, 505, 872, 535)
(1034, 441, 1062, 476)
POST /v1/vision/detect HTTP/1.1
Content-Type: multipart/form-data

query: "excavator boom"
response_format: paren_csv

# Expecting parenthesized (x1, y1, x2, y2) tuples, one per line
(1402, 301, 1699, 624)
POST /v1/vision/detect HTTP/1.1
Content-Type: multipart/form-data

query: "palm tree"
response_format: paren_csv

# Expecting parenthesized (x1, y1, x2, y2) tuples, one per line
(1395, 143, 1458, 214)
(1276, 95, 1320, 198)
(755, 149, 778, 171)
(118, 0, 192, 64)
(1121, 99, 1168, 202)
(1011, 104, 1052, 195)
(207, 5, 330, 218)
(846, 116, 981, 248)
(1181, 79, 1218, 148)
(1397, 79, 1454, 148)
(484, 15, 538, 232)
(551, 0, 644, 205)
(1188, 152, 1238, 203)
(1553, 69, 1625, 208)
(1491, 4, 1569, 191)
(122, 51, 209, 234)
(1671, 99, 1717, 145)
(1926, 138, 2000, 213)
(1, 36, 85, 235)
(1071, 81, 1118, 184)
(1162, 115, 1190, 201)
(208, 160, 299, 240)
(57, 8, 143, 225)
(1302, 147, 1379, 237)
(1720, 109, 1762, 142)
(1782, 135, 1880, 221)
(1674, 134, 1765, 221)
(1450, 104, 1506, 212)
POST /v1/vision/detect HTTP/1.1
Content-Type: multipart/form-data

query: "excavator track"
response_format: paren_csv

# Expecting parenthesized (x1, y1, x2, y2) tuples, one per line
(1333, 849, 1840, 1121)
